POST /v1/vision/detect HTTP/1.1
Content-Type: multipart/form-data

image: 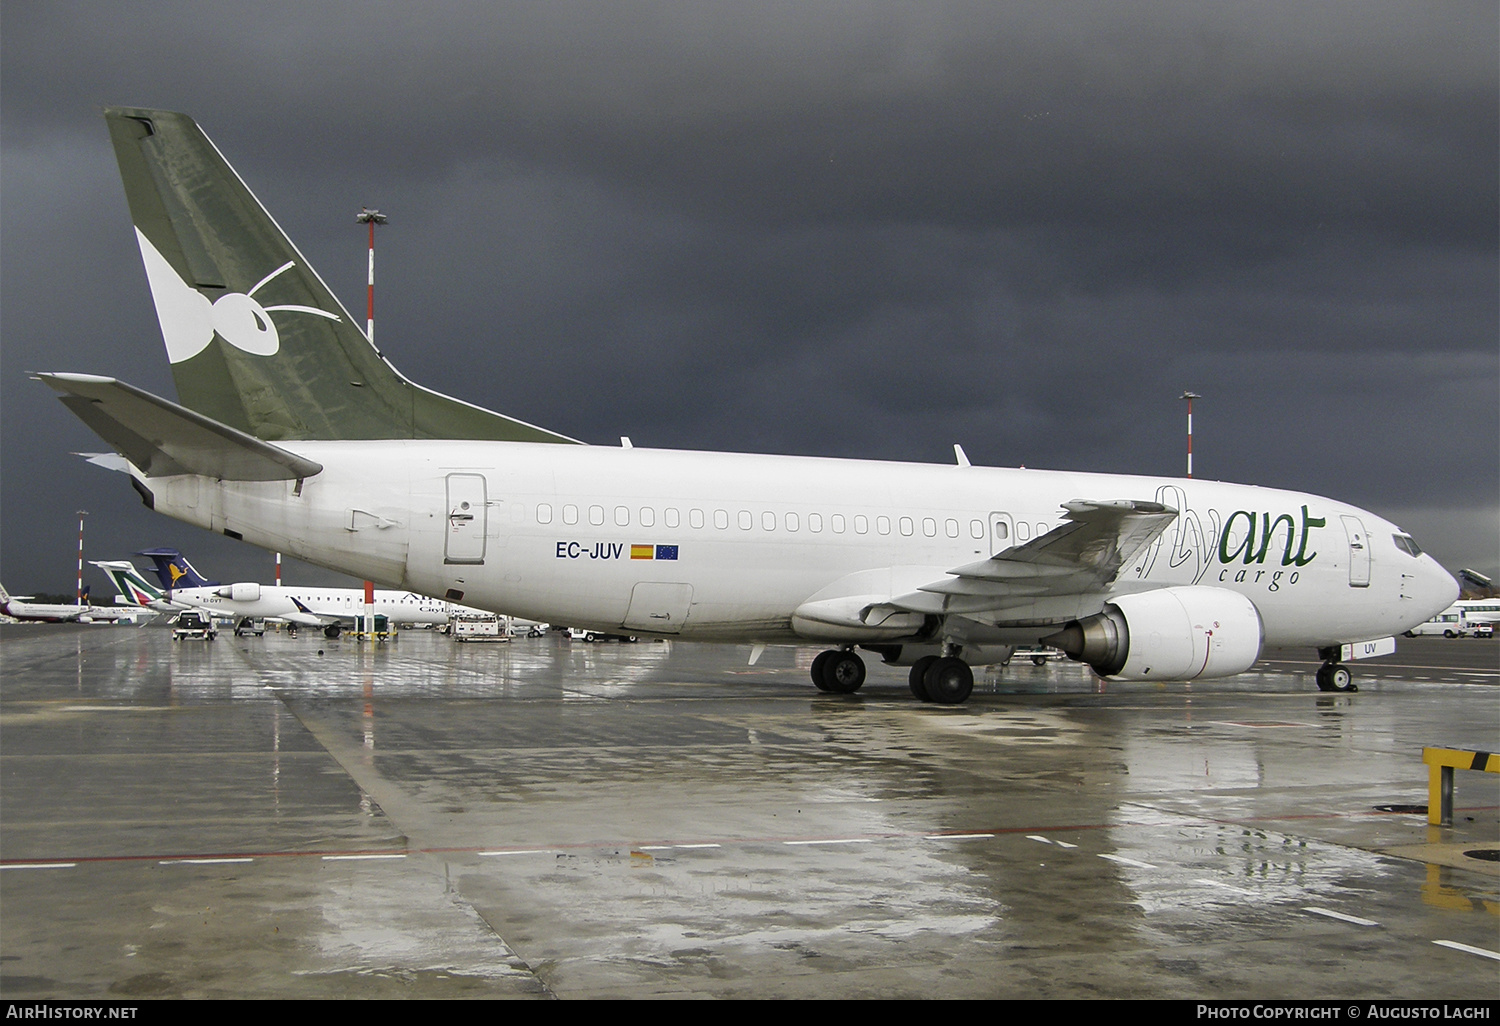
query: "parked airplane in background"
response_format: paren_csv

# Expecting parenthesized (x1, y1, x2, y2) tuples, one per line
(128, 548, 481, 636)
(38, 107, 1458, 701)
(0, 583, 149, 624)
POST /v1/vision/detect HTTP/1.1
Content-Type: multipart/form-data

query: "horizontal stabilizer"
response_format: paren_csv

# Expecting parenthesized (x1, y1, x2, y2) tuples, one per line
(37, 373, 323, 481)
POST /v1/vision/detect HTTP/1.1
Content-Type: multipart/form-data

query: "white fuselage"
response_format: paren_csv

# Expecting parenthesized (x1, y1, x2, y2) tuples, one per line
(165, 583, 465, 627)
(130, 440, 1457, 654)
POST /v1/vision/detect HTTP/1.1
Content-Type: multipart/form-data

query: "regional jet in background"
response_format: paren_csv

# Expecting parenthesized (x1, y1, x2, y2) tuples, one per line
(0, 583, 150, 624)
(103, 549, 480, 637)
(38, 108, 1458, 701)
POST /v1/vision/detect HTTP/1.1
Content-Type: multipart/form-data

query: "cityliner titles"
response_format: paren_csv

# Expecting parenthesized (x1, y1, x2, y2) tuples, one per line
(1197, 1008, 1490, 1020)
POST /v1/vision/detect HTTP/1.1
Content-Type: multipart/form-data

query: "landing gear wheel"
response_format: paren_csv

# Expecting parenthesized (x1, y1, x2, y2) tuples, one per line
(811, 650, 836, 691)
(324, 624, 342, 639)
(909, 656, 937, 701)
(923, 657, 974, 705)
(1315, 662, 1356, 693)
(821, 651, 866, 694)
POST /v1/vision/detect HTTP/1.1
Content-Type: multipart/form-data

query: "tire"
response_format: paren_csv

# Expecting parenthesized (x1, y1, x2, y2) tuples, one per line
(1443, 630, 1457, 639)
(924, 657, 973, 704)
(823, 651, 866, 694)
(1316, 663, 1356, 693)
(1031, 655, 1047, 666)
(909, 656, 936, 701)
(811, 650, 835, 691)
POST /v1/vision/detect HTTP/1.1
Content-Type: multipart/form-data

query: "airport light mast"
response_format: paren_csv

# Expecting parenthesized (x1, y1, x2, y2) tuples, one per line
(356, 207, 387, 348)
(75, 510, 88, 606)
(1179, 392, 1200, 479)
(355, 208, 387, 634)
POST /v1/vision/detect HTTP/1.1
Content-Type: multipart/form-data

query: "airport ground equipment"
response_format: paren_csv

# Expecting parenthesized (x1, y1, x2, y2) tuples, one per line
(1422, 747, 1499, 827)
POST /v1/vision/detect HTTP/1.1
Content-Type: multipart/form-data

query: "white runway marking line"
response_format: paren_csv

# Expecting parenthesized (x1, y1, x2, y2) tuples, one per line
(0, 863, 76, 870)
(637, 843, 722, 850)
(1024, 834, 1078, 848)
(322, 853, 407, 861)
(1098, 853, 1157, 869)
(1303, 906, 1379, 927)
(1433, 940, 1500, 961)
(1196, 879, 1257, 897)
(925, 833, 994, 841)
(783, 838, 876, 846)
(159, 857, 254, 865)
(479, 849, 553, 856)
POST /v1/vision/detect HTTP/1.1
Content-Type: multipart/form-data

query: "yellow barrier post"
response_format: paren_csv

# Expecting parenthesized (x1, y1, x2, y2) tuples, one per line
(1422, 747, 1499, 826)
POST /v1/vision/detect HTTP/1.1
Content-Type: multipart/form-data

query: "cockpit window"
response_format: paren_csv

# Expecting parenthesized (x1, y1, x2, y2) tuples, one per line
(1392, 534, 1423, 557)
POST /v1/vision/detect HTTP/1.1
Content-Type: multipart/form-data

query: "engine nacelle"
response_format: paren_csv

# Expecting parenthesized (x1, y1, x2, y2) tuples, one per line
(1044, 586, 1263, 681)
(217, 582, 261, 602)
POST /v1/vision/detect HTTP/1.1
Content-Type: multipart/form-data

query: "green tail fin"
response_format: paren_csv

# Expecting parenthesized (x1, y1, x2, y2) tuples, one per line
(105, 107, 579, 445)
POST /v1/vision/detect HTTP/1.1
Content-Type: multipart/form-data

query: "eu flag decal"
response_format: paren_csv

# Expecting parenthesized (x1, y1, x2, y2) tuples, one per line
(655, 545, 679, 561)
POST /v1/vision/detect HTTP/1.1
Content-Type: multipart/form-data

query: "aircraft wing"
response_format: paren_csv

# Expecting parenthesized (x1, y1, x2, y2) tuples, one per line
(36, 373, 323, 482)
(891, 499, 1178, 615)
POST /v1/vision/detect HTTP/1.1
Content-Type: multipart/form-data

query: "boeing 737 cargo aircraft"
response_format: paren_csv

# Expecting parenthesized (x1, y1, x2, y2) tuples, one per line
(38, 108, 1457, 702)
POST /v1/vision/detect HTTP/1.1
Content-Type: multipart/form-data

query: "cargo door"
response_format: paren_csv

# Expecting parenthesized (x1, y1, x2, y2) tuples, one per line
(622, 583, 694, 634)
(444, 473, 488, 565)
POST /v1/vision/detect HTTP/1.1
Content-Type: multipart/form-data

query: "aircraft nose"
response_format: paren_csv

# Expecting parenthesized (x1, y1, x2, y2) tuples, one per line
(1419, 557, 1460, 616)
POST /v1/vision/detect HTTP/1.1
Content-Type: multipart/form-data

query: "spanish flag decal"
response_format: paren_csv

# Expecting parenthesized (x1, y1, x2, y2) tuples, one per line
(630, 544, 680, 560)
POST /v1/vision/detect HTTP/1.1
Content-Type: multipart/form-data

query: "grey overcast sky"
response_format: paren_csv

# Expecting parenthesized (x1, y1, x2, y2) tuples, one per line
(2, 1, 1496, 594)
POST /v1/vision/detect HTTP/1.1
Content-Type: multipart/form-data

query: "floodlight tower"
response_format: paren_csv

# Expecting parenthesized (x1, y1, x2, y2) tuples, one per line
(355, 208, 388, 634)
(355, 207, 388, 347)
(1179, 392, 1201, 478)
(75, 510, 89, 606)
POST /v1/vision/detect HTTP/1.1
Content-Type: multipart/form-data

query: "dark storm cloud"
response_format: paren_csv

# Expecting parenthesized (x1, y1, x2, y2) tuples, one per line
(2, 1, 1495, 592)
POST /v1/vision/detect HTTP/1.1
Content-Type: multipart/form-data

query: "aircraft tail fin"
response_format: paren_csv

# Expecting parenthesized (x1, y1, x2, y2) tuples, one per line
(92, 561, 165, 606)
(138, 549, 217, 591)
(104, 106, 580, 446)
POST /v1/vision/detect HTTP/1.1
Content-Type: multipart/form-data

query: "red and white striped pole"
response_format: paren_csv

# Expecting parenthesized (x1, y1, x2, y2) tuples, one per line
(1180, 392, 1200, 479)
(356, 207, 387, 346)
(75, 510, 88, 606)
(275, 551, 282, 586)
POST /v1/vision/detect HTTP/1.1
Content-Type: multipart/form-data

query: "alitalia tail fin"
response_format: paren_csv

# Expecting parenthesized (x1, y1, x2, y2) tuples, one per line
(105, 107, 579, 445)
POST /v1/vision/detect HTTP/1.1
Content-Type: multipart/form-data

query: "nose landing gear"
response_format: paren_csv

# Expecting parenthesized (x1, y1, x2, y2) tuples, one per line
(1315, 656, 1356, 692)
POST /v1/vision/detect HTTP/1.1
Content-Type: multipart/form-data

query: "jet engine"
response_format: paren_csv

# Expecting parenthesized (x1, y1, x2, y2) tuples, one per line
(217, 582, 261, 602)
(1043, 586, 1263, 681)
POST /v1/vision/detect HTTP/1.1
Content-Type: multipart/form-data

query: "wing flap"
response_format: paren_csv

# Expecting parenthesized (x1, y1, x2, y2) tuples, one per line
(891, 499, 1177, 615)
(37, 373, 322, 481)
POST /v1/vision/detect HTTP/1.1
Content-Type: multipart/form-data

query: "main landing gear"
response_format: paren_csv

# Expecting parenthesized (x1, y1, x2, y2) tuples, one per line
(809, 649, 975, 704)
(1315, 648, 1356, 692)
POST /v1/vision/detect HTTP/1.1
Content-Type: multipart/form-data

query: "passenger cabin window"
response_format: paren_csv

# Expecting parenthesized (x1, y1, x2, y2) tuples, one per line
(831, 514, 845, 533)
(714, 509, 729, 530)
(691, 508, 705, 529)
(854, 515, 869, 535)
(665, 508, 680, 529)
(762, 511, 776, 531)
(923, 518, 937, 537)
(971, 520, 986, 539)
(945, 519, 959, 538)
(786, 512, 799, 532)
(640, 507, 656, 528)
(615, 506, 629, 527)
(899, 517, 913, 536)
(738, 510, 752, 530)
(537, 503, 554, 525)
(563, 504, 579, 526)
(1017, 523, 1030, 541)
(808, 513, 823, 533)
(589, 505, 605, 526)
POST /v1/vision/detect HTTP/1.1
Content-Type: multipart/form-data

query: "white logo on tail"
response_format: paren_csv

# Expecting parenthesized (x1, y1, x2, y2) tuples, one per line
(135, 228, 340, 363)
